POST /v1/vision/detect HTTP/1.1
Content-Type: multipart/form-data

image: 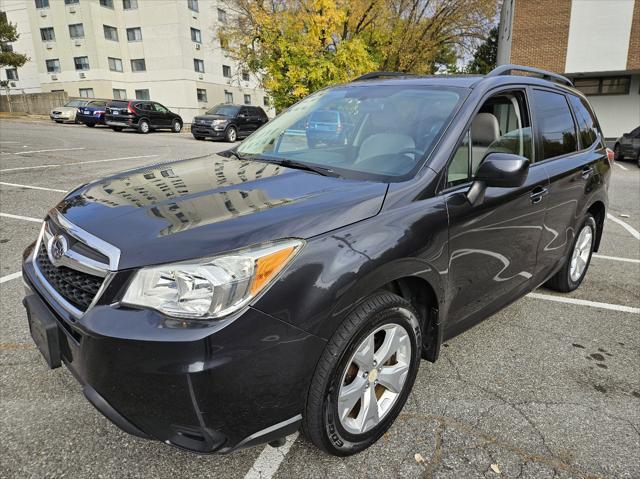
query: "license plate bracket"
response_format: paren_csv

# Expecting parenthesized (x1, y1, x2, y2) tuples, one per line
(25, 295, 61, 369)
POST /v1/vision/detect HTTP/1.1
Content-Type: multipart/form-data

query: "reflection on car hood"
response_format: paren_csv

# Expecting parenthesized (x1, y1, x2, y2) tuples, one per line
(51, 106, 80, 113)
(193, 115, 231, 121)
(55, 154, 388, 269)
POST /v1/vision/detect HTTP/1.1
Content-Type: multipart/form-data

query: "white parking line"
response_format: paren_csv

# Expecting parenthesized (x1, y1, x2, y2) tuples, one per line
(0, 213, 43, 223)
(0, 271, 22, 284)
(607, 213, 640, 240)
(13, 147, 85, 155)
(592, 253, 640, 264)
(0, 154, 158, 172)
(0, 182, 66, 193)
(614, 162, 629, 171)
(243, 433, 298, 479)
(528, 292, 639, 314)
(0, 141, 20, 143)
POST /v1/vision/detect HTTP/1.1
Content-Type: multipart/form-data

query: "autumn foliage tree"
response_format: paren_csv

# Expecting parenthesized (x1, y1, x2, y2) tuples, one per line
(220, 0, 497, 110)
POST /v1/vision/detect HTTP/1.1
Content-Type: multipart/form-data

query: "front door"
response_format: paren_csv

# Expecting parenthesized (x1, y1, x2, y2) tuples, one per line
(443, 88, 549, 332)
(153, 103, 171, 127)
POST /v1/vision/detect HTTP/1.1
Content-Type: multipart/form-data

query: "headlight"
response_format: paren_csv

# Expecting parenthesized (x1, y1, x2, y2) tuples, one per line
(121, 239, 303, 319)
(212, 119, 228, 126)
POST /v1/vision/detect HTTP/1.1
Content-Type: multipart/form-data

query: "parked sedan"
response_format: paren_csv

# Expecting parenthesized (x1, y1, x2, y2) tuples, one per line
(105, 100, 183, 133)
(50, 99, 90, 123)
(192, 104, 269, 142)
(613, 126, 640, 167)
(76, 100, 109, 128)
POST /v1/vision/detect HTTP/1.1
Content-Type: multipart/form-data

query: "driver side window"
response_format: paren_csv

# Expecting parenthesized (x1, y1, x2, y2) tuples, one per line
(447, 90, 532, 187)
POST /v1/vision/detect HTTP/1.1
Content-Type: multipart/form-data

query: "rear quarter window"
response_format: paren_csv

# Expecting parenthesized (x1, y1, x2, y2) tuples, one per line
(532, 89, 578, 160)
(568, 95, 599, 148)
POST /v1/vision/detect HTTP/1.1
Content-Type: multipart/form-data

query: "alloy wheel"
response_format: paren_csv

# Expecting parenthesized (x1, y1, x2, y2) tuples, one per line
(337, 324, 412, 435)
(227, 127, 237, 142)
(570, 225, 593, 282)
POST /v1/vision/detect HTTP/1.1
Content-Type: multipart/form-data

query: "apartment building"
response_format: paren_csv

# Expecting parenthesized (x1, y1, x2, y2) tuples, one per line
(498, 0, 640, 138)
(0, 0, 272, 120)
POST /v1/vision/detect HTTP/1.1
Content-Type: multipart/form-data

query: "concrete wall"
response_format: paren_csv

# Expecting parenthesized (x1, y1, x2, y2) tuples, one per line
(0, 91, 68, 115)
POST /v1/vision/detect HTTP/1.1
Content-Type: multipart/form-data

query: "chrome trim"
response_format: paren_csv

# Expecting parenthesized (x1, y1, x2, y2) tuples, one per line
(42, 221, 109, 277)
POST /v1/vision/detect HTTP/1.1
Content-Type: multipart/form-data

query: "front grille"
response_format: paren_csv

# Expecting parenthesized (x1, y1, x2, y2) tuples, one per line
(36, 242, 103, 311)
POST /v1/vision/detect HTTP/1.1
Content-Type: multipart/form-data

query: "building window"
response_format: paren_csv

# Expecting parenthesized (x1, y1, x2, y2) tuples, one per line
(108, 57, 123, 72)
(131, 59, 146, 72)
(263, 97, 269, 107)
(243, 94, 251, 105)
(224, 91, 233, 103)
(103, 25, 119, 42)
(190, 27, 201, 43)
(573, 76, 631, 96)
(69, 23, 84, 39)
(1, 41, 13, 52)
(222, 65, 231, 78)
(126, 27, 142, 42)
(242, 71, 250, 81)
(194, 59, 205, 73)
(45, 59, 60, 73)
(135, 89, 150, 100)
(187, 0, 198, 12)
(123, 0, 138, 9)
(35, 0, 49, 8)
(79, 88, 94, 98)
(113, 88, 127, 100)
(99, 0, 114, 9)
(74, 56, 90, 70)
(197, 88, 207, 102)
(217, 8, 227, 23)
(5, 68, 18, 80)
(64, 0, 79, 4)
(40, 27, 55, 41)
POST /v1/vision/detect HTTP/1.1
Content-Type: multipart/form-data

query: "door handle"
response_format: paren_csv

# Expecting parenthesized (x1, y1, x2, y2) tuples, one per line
(581, 166, 593, 179)
(530, 186, 548, 204)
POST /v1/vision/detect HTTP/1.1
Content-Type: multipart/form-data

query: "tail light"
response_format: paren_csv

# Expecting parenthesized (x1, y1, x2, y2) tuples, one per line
(127, 101, 136, 114)
(606, 148, 614, 164)
(304, 121, 309, 129)
(336, 123, 343, 133)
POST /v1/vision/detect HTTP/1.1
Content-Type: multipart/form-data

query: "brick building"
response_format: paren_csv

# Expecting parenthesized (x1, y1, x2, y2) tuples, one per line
(498, 0, 640, 138)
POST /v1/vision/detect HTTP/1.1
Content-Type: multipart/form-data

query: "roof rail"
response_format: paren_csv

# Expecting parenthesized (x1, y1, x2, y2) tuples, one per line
(353, 71, 413, 81)
(487, 64, 573, 87)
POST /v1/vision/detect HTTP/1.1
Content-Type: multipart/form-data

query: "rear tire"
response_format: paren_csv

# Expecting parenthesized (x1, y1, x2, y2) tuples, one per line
(55, 120, 63, 124)
(85, 123, 95, 128)
(225, 126, 237, 142)
(302, 291, 422, 456)
(138, 119, 150, 134)
(111, 127, 123, 132)
(545, 214, 596, 292)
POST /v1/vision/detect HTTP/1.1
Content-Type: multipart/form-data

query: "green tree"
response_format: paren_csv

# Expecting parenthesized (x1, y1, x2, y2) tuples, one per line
(0, 12, 28, 71)
(466, 26, 498, 74)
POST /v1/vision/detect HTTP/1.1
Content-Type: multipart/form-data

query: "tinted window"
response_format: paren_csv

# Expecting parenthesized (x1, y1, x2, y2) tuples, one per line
(206, 105, 239, 117)
(568, 95, 599, 149)
(532, 90, 577, 160)
(108, 100, 129, 108)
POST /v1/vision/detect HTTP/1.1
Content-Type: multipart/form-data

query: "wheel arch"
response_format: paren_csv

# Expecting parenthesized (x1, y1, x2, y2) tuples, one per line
(587, 200, 606, 252)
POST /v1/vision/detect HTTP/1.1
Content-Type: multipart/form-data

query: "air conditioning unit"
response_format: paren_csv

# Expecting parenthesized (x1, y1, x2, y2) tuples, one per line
(75, 39, 82, 46)
(51, 74, 58, 80)
(198, 74, 203, 80)
(69, 6, 76, 12)
(195, 43, 201, 50)
(39, 9, 47, 17)
(79, 72, 86, 79)
(10, 82, 16, 87)
(45, 42, 53, 50)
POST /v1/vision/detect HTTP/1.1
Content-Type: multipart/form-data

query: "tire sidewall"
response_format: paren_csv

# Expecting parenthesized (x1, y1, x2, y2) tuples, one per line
(226, 126, 237, 142)
(567, 215, 596, 289)
(139, 120, 149, 133)
(172, 120, 182, 133)
(320, 304, 421, 455)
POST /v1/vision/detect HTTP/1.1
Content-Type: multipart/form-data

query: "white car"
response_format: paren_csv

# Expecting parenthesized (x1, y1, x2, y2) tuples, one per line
(50, 99, 91, 123)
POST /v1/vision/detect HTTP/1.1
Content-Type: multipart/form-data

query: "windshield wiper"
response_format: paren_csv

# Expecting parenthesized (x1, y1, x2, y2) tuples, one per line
(252, 156, 339, 177)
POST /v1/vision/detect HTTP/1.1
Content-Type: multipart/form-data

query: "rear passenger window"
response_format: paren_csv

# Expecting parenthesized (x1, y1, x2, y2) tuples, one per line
(568, 95, 599, 148)
(532, 90, 578, 160)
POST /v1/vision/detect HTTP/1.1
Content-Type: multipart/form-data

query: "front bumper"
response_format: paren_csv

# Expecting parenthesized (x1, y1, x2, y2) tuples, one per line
(191, 124, 225, 138)
(77, 113, 104, 125)
(22, 244, 326, 453)
(50, 112, 73, 121)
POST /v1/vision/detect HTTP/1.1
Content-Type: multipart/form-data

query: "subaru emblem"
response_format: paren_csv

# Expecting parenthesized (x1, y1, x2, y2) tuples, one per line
(50, 234, 68, 261)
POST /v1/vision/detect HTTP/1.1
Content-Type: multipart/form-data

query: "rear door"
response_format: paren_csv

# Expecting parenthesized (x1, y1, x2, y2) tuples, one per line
(443, 87, 549, 332)
(236, 107, 251, 136)
(532, 89, 606, 279)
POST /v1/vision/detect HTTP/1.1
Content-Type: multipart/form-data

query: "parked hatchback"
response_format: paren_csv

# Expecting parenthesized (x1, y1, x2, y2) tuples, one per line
(105, 100, 183, 133)
(76, 100, 109, 128)
(50, 99, 90, 123)
(191, 104, 269, 142)
(613, 125, 640, 167)
(22, 65, 610, 456)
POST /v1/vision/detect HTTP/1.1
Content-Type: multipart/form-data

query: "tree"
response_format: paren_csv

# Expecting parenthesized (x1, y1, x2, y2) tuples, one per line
(0, 12, 28, 71)
(465, 26, 498, 74)
(221, 0, 496, 110)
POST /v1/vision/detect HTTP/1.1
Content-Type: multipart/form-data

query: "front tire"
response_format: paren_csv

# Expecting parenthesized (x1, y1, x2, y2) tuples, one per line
(225, 126, 237, 142)
(193, 135, 205, 141)
(138, 119, 150, 134)
(110, 127, 123, 132)
(172, 120, 182, 133)
(303, 291, 421, 456)
(545, 214, 596, 292)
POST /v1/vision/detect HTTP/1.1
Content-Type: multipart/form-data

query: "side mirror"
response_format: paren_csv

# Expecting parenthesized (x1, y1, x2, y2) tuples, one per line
(467, 152, 530, 205)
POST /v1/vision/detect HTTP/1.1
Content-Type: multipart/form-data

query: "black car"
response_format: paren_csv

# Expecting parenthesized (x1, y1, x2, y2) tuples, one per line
(191, 104, 269, 142)
(22, 65, 610, 456)
(105, 100, 183, 134)
(613, 125, 640, 167)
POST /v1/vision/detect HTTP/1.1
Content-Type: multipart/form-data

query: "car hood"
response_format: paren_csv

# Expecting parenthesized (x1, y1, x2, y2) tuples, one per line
(55, 154, 388, 269)
(193, 115, 232, 122)
(52, 106, 79, 113)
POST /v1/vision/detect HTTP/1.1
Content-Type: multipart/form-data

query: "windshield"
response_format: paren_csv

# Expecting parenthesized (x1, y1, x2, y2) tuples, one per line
(65, 100, 88, 107)
(207, 105, 239, 117)
(237, 85, 464, 180)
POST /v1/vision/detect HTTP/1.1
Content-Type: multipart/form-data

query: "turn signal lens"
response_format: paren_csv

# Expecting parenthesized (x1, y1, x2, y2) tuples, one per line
(251, 246, 297, 295)
(606, 148, 615, 164)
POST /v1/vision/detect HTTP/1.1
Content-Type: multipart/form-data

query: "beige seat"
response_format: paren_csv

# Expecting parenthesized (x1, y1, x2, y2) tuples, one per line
(355, 133, 416, 165)
(470, 113, 500, 173)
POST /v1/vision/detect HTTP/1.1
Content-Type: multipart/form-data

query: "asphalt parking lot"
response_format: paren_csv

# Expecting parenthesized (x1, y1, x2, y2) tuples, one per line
(1, 118, 639, 479)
